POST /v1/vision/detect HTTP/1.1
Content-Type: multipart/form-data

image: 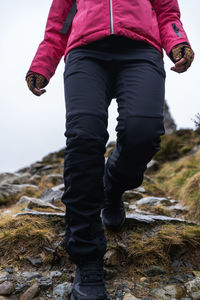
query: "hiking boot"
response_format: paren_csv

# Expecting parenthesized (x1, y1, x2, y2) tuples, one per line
(71, 259, 106, 300)
(101, 190, 126, 232)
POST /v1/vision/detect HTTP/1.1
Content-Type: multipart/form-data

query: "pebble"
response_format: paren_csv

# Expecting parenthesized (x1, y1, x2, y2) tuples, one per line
(50, 271, 62, 279)
(0, 281, 15, 295)
(22, 272, 41, 281)
(20, 283, 40, 300)
(53, 282, 73, 297)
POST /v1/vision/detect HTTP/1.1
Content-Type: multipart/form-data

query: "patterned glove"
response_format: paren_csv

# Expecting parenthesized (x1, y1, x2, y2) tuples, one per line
(170, 44, 194, 71)
(26, 71, 48, 96)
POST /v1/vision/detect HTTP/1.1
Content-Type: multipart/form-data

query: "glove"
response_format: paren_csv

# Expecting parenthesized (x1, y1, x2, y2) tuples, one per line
(26, 71, 48, 96)
(170, 44, 194, 73)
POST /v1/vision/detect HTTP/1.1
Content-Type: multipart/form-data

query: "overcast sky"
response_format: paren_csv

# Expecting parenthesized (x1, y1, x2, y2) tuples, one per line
(0, 1, 199, 173)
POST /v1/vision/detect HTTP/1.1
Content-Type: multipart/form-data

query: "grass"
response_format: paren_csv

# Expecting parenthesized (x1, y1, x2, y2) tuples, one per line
(154, 129, 200, 163)
(153, 149, 200, 222)
(126, 224, 200, 270)
(0, 209, 66, 266)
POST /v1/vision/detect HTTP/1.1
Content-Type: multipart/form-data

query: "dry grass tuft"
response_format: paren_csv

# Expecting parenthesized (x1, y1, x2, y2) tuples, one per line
(126, 224, 200, 269)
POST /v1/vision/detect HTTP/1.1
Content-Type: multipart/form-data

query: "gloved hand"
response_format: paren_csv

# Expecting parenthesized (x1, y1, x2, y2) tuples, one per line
(170, 44, 194, 73)
(26, 71, 48, 96)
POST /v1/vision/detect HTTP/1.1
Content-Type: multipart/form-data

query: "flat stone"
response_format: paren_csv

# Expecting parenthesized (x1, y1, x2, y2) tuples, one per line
(22, 272, 41, 281)
(136, 196, 171, 207)
(14, 210, 65, 218)
(20, 283, 40, 300)
(40, 188, 63, 204)
(53, 282, 73, 297)
(0, 184, 38, 204)
(126, 213, 190, 225)
(26, 197, 64, 211)
(0, 281, 15, 295)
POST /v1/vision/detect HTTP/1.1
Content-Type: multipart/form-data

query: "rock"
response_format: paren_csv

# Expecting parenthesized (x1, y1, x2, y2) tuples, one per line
(50, 271, 62, 279)
(185, 277, 200, 298)
(163, 284, 185, 298)
(27, 175, 41, 185)
(3, 266, 13, 274)
(145, 265, 166, 277)
(123, 293, 139, 300)
(0, 273, 8, 284)
(136, 196, 172, 207)
(150, 287, 169, 299)
(0, 297, 10, 300)
(0, 173, 20, 184)
(17, 196, 64, 212)
(126, 213, 191, 225)
(26, 256, 43, 267)
(104, 249, 118, 267)
(40, 188, 63, 204)
(133, 187, 146, 193)
(11, 174, 32, 185)
(20, 283, 40, 300)
(14, 210, 65, 218)
(36, 277, 52, 290)
(0, 183, 38, 205)
(52, 183, 65, 191)
(146, 160, 159, 172)
(43, 174, 63, 185)
(164, 100, 177, 135)
(22, 272, 41, 281)
(0, 281, 15, 295)
(53, 282, 73, 297)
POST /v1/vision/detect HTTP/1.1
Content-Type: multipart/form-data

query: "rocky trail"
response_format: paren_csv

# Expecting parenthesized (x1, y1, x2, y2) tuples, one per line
(1, 130, 200, 299)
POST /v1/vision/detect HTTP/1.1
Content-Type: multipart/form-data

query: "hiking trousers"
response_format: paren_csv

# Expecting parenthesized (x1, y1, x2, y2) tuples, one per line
(61, 36, 166, 265)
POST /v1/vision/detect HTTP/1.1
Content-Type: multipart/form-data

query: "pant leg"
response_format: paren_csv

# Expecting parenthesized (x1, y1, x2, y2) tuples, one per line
(61, 48, 114, 265)
(104, 43, 166, 194)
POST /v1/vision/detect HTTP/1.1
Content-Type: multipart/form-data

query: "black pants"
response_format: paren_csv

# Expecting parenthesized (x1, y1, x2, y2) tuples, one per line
(61, 35, 166, 265)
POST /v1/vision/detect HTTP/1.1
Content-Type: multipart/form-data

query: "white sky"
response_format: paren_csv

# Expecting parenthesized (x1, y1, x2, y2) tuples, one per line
(0, 1, 199, 173)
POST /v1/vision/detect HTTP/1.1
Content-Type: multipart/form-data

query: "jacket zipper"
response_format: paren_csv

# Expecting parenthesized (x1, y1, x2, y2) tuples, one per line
(109, 0, 114, 34)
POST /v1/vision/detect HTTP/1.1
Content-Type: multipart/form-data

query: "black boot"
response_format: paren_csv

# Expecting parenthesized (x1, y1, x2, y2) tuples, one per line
(71, 259, 106, 300)
(101, 189, 126, 232)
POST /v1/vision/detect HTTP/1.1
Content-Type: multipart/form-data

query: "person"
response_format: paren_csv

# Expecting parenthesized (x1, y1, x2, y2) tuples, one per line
(26, 0, 194, 299)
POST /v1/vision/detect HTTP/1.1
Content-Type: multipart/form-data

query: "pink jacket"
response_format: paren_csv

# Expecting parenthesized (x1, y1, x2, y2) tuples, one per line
(28, 0, 190, 82)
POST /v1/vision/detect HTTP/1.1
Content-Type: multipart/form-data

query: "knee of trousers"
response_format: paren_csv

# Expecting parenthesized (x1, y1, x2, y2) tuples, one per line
(118, 116, 165, 161)
(64, 114, 109, 156)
